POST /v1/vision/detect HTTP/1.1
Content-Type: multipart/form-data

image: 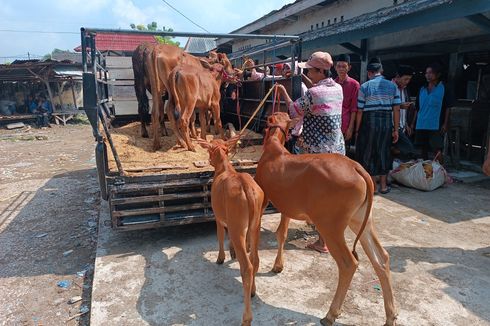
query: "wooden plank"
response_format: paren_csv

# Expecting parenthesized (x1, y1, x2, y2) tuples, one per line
(111, 178, 211, 193)
(112, 202, 211, 217)
(112, 100, 139, 115)
(109, 80, 135, 86)
(111, 191, 210, 205)
(125, 165, 189, 172)
(116, 216, 215, 230)
(109, 68, 134, 80)
(106, 56, 133, 68)
(112, 85, 136, 99)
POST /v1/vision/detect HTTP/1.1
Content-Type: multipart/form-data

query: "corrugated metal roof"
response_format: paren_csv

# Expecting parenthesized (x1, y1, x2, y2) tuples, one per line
(74, 33, 158, 52)
(301, 0, 452, 42)
(0, 61, 83, 82)
(228, 0, 453, 59)
(184, 37, 217, 54)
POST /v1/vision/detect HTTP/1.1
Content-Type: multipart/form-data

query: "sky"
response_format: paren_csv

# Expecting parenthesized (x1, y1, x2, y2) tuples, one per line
(0, 0, 294, 63)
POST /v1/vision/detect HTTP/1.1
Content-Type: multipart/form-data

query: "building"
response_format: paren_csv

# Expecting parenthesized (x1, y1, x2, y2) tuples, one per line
(217, 0, 490, 166)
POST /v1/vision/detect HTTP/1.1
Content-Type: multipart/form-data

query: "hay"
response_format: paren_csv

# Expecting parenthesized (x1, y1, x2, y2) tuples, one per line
(105, 122, 263, 175)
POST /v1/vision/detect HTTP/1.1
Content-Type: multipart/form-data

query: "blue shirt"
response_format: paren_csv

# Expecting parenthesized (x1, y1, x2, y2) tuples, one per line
(358, 75, 401, 112)
(416, 82, 446, 130)
(28, 101, 38, 114)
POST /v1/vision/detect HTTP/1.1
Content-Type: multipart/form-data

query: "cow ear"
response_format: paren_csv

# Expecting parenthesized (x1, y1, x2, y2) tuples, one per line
(288, 117, 299, 129)
(200, 59, 212, 70)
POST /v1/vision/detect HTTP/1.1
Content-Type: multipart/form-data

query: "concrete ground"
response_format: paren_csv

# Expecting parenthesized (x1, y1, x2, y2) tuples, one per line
(91, 178, 490, 326)
(1, 122, 489, 326)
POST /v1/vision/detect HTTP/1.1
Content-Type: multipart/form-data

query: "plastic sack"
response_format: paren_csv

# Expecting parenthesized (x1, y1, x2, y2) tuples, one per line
(391, 159, 447, 191)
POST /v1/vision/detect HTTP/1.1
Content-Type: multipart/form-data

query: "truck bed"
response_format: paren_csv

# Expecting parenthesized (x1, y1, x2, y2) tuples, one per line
(106, 122, 264, 175)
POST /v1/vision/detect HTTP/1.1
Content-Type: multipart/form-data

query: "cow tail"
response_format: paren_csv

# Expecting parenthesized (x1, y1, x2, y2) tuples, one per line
(351, 166, 374, 261)
(169, 69, 181, 121)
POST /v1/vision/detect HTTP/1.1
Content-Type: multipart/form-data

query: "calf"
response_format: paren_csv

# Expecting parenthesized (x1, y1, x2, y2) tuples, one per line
(168, 60, 236, 151)
(255, 112, 397, 326)
(198, 137, 265, 326)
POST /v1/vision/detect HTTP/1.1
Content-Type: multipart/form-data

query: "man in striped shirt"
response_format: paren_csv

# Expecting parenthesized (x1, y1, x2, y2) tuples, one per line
(355, 57, 400, 194)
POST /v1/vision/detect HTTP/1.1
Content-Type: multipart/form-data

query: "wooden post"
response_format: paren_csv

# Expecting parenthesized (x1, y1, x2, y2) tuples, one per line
(360, 39, 369, 83)
(70, 77, 77, 109)
(57, 81, 64, 111)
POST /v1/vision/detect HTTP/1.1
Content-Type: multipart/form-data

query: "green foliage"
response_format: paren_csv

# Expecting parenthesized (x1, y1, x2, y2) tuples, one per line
(130, 21, 180, 47)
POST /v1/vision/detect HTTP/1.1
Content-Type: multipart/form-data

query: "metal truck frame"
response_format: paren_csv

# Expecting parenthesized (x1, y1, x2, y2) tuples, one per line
(80, 27, 302, 231)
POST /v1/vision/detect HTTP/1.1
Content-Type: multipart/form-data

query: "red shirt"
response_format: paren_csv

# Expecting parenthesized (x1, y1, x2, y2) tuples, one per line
(335, 75, 360, 133)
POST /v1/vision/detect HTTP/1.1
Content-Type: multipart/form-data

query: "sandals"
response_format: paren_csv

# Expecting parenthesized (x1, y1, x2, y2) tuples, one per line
(379, 186, 392, 194)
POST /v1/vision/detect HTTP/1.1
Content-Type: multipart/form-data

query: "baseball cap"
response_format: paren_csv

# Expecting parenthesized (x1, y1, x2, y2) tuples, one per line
(298, 51, 333, 70)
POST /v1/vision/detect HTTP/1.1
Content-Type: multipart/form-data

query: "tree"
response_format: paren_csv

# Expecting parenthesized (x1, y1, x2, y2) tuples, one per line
(130, 22, 180, 47)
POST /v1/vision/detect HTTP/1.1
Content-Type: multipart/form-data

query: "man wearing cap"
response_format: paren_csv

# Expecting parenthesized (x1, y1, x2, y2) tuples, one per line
(355, 57, 400, 194)
(334, 54, 360, 146)
(275, 51, 344, 253)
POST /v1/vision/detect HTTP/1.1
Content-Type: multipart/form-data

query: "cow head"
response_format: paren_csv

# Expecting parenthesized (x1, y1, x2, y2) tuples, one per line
(265, 112, 299, 144)
(200, 59, 239, 84)
(207, 50, 219, 63)
(197, 136, 240, 167)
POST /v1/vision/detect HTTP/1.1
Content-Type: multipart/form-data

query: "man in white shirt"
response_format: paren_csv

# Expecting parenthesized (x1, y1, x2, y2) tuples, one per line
(392, 65, 416, 158)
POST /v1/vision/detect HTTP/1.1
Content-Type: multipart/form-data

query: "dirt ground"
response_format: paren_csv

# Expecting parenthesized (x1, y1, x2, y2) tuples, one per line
(1, 121, 490, 326)
(0, 123, 99, 325)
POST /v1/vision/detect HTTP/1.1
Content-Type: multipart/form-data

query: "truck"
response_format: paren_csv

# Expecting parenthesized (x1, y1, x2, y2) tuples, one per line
(79, 27, 303, 231)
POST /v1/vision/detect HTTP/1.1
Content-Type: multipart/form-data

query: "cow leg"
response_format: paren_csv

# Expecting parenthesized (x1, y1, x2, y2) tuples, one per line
(212, 104, 224, 138)
(318, 229, 358, 326)
(166, 98, 186, 148)
(198, 109, 208, 140)
(190, 111, 198, 139)
(138, 99, 150, 138)
(231, 236, 253, 326)
(180, 111, 196, 152)
(216, 221, 226, 264)
(228, 228, 236, 260)
(352, 222, 397, 326)
(160, 99, 169, 137)
(249, 216, 261, 297)
(151, 98, 161, 151)
(272, 214, 290, 273)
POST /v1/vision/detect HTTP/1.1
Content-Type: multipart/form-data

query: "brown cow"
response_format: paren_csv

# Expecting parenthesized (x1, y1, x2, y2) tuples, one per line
(132, 43, 167, 138)
(146, 46, 230, 150)
(198, 137, 264, 326)
(168, 58, 236, 151)
(254, 112, 397, 326)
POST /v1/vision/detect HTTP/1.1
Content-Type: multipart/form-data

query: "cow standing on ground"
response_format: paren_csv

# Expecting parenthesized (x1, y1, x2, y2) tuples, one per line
(198, 137, 265, 326)
(255, 112, 397, 326)
(168, 58, 236, 151)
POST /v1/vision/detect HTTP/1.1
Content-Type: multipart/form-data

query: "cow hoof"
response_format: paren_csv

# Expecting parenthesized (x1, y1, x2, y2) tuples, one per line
(216, 257, 225, 265)
(230, 249, 236, 260)
(320, 317, 334, 326)
(271, 265, 283, 273)
(141, 132, 149, 138)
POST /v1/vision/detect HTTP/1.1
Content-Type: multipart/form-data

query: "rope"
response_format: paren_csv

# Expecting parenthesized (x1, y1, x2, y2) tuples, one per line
(236, 85, 242, 130)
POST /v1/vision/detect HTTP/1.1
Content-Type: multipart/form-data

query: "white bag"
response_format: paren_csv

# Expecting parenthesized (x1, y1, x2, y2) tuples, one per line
(391, 160, 447, 191)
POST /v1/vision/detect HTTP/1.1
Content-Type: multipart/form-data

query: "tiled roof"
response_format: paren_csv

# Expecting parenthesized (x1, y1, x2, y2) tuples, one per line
(74, 33, 158, 52)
